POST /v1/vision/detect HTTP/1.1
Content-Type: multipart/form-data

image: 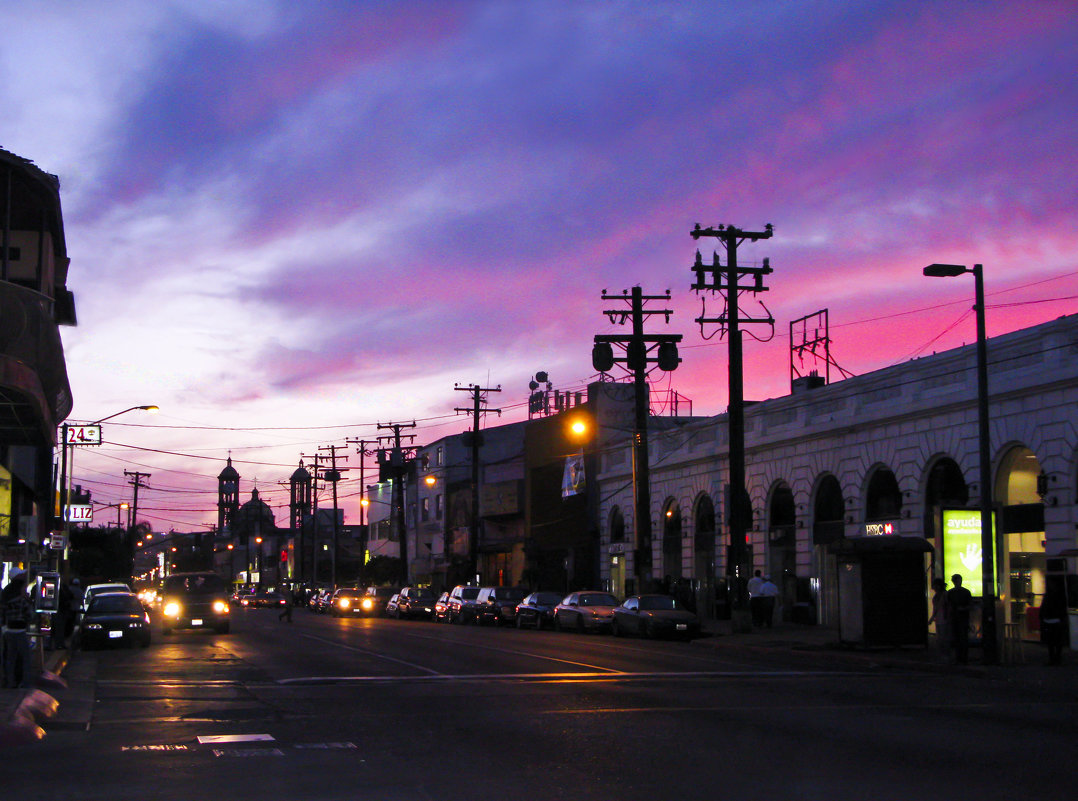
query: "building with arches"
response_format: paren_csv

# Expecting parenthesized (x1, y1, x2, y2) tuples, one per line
(596, 313, 1078, 635)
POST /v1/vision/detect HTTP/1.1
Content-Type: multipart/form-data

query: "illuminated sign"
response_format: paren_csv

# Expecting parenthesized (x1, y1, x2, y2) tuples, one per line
(64, 425, 102, 446)
(64, 504, 93, 523)
(942, 509, 998, 597)
(864, 521, 898, 537)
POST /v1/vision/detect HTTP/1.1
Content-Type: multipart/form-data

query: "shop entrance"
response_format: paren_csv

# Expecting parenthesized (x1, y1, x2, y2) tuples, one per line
(997, 446, 1047, 635)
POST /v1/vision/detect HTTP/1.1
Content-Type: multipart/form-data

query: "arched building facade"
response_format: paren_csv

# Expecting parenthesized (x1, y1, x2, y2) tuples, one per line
(597, 314, 1078, 633)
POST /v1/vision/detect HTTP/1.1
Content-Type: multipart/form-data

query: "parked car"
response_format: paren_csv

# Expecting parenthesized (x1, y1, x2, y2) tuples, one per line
(553, 591, 620, 633)
(358, 586, 398, 616)
(433, 592, 451, 623)
(80, 582, 134, 617)
(611, 594, 701, 639)
(515, 591, 564, 629)
(160, 571, 231, 634)
(475, 586, 526, 626)
(394, 586, 437, 619)
(384, 593, 402, 617)
(330, 588, 366, 616)
(446, 585, 481, 624)
(77, 592, 151, 649)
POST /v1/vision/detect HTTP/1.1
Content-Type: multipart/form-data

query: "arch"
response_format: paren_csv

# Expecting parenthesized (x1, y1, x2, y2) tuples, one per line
(608, 505, 625, 543)
(865, 464, 902, 521)
(812, 473, 844, 545)
(662, 496, 682, 580)
(995, 444, 1047, 630)
(693, 493, 716, 551)
(692, 493, 717, 619)
(922, 455, 968, 548)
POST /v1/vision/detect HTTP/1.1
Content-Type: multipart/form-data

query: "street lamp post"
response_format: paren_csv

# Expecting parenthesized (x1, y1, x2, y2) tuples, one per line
(923, 263, 997, 664)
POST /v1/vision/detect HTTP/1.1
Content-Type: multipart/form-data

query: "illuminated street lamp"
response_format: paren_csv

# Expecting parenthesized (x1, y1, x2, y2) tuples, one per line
(923, 262, 996, 664)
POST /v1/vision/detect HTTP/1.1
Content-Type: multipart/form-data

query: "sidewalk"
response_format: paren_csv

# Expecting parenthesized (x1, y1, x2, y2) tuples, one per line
(696, 617, 1078, 693)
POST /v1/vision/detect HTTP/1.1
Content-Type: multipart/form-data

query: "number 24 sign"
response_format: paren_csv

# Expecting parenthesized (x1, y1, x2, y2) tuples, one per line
(64, 425, 101, 446)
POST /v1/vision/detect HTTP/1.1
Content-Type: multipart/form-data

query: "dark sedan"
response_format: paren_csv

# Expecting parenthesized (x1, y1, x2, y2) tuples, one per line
(515, 591, 564, 629)
(329, 589, 365, 616)
(611, 594, 701, 639)
(77, 592, 152, 649)
(553, 591, 619, 633)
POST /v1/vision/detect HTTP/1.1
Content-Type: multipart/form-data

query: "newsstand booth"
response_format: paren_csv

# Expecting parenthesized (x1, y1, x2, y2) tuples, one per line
(833, 535, 933, 647)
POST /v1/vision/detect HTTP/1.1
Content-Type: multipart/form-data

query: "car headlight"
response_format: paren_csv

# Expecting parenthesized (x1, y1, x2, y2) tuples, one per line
(213, 601, 230, 614)
(164, 602, 181, 618)
(361, 598, 373, 610)
(86, 623, 102, 630)
(340, 598, 351, 609)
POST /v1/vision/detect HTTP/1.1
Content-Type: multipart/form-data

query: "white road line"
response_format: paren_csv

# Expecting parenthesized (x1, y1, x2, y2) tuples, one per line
(290, 630, 443, 675)
(383, 629, 627, 673)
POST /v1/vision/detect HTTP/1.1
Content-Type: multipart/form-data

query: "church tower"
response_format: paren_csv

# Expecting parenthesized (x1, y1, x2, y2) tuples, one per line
(217, 457, 240, 537)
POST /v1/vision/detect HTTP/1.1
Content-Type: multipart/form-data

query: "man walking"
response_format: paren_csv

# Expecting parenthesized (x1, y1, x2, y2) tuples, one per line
(747, 570, 765, 628)
(2, 570, 36, 688)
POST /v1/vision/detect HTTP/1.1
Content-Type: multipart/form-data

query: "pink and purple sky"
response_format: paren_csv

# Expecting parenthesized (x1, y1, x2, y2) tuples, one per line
(3, 1, 1075, 531)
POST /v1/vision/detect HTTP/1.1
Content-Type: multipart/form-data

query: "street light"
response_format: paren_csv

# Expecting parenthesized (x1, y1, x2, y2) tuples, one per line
(923, 262, 996, 664)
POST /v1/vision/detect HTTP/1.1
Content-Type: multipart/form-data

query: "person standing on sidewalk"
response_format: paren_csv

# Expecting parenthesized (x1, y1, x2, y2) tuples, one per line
(1040, 578, 1067, 666)
(758, 576, 780, 628)
(1, 570, 36, 688)
(928, 577, 951, 663)
(946, 574, 973, 665)
(747, 570, 765, 628)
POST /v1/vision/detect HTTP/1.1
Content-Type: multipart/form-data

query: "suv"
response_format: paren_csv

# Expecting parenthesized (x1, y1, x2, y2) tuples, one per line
(394, 586, 437, 619)
(475, 586, 527, 626)
(160, 571, 231, 634)
(446, 584, 481, 624)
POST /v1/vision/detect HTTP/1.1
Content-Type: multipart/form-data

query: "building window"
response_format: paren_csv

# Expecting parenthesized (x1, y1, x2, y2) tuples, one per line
(436, 494, 443, 520)
(421, 498, 430, 522)
(436, 446, 444, 466)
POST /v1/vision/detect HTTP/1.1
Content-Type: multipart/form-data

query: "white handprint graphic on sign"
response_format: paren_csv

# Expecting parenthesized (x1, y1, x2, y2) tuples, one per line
(959, 543, 982, 573)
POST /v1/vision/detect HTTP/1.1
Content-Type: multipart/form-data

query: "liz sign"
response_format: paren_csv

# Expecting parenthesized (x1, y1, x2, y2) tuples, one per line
(64, 504, 93, 523)
(64, 425, 102, 446)
(942, 509, 998, 598)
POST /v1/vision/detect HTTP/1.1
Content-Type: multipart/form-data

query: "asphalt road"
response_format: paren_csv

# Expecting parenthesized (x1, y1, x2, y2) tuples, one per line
(10, 607, 1078, 801)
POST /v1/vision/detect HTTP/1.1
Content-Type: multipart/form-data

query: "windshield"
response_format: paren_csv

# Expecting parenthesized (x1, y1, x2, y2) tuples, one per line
(89, 595, 143, 614)
(494, 588, 525, 601)
(338, 591, 362, 599)
(164, 574, 227, 595)
(411, 590, 435, 600)
(458, 587, 480, 600)
(533, 592, 563, 605)
(579, 593, 619, 607)
(638, 596, 680, 611)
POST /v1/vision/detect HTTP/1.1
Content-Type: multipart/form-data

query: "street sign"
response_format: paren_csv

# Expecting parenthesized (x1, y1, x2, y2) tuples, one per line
(64, 504, 93, 523)
(64, 424, 102, 446)
(48, 533, 67, 550)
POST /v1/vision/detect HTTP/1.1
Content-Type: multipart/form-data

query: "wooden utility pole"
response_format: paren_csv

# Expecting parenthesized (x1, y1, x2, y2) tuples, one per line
(689, 222, 774, 631)
(378, 422, 416, 586)
(592, 288, 682, 595)
(347, 438, 378, 587)
(123, 470, 151, 577)
(454, 383, 501, 581)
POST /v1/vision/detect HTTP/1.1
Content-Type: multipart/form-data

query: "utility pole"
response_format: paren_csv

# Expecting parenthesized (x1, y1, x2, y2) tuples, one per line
(346, 438, 378, 587)
(318, 444, 348, 589)
(378, 422, 416, 587)
(300, 451, 323, 587)
(454, 383, 501, 582)
(123, 470, 151, 578)
(689, 222, 774, 631)
(592, 287, 682, 595)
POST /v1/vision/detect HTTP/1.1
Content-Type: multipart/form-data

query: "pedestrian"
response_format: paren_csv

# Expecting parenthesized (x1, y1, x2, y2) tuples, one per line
(279, 586, 294, 623)
(747, 569, 764, 627)
(946, 573, 973, 665)
(1, 570, 36, 688)
(758, 575, 779, 628)
(927, 577, 950, 662)
(51, 579, 74, 650)
(1039, 578, 1067, 666)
